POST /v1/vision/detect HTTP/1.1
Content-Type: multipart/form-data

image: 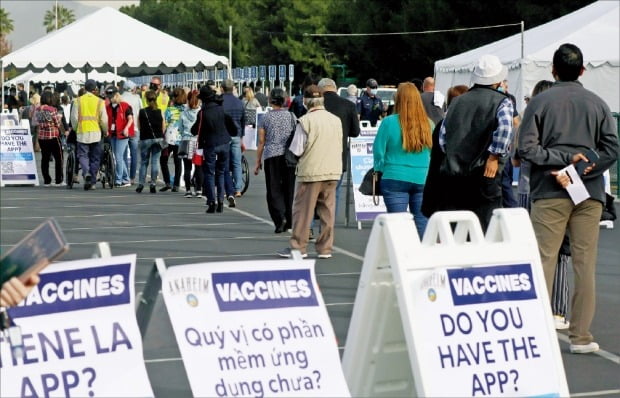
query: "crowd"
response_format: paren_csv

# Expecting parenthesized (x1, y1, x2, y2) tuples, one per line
(3, 43, 618, 356)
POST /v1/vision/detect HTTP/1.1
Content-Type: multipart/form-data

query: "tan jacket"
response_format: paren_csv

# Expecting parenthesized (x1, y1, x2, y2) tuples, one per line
(296, 106, 343, 182)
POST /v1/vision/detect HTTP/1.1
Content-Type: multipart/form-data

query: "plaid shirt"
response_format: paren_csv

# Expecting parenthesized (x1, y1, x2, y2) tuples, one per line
(440, 97, 514, 155)
(36, 105, 63, 139)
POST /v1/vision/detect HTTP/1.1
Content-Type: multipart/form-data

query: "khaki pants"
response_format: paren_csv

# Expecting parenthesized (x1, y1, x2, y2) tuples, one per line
(290, 180, 337, 255)
(530, 198, 602, 345)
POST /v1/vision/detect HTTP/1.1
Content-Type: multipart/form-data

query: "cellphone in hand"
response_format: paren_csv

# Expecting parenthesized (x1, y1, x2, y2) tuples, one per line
(0, 218, 69, 285)
(575, 149, 599, 175)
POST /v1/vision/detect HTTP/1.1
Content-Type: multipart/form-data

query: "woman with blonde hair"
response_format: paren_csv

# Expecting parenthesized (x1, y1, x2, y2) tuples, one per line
(242, 86, 262, 126)
(373, 82, 433, 236)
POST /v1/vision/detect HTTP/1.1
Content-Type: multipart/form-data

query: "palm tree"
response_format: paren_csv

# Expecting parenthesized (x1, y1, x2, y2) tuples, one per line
(43, 4, 75, 33)
(0, 7, 14, 36)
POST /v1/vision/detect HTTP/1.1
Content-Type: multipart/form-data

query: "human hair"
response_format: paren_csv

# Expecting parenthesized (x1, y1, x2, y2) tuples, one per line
(77, 88, 86, 97)
(110, 92, 122, 104)
(394, 82, 432, 152)
(31, 93, 41, 106)
(145, 90, 158, 109)
(187, 90, 200, 109)
(347, 84, 358, 96)
(446, 85, 469, 107)
(40, 91, 54, 106)
(269, 87, 286, 106)
(61, 95, 70, 105)
(553, 43, 583, 81)
(244, 87, 256, 101)
(172, 87, 187, 104)
(532, 80, 554, 97)
(52, 92, 62, 108)
(317, 78, 336, 91)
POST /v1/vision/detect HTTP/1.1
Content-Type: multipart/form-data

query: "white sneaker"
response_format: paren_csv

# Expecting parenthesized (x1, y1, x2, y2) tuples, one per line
(554, 315, 570, 330)
(569, 342, 599, 354)
(317, 253, 332, 259)
(276, 248, 307, 259)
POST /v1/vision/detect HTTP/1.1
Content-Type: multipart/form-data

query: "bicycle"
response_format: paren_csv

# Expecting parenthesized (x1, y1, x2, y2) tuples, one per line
(98, 138, 116, 189)
(62, 135, 78, 189)
(240, 154, 250, 195)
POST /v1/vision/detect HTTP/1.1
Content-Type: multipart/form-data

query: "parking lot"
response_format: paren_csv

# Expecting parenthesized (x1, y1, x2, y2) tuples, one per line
(1, 150, 618, 397)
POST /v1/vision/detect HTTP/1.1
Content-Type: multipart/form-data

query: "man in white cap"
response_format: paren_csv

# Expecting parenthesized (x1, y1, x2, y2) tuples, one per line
(120, 80, 143, 184)
(437, 54, 515, 230)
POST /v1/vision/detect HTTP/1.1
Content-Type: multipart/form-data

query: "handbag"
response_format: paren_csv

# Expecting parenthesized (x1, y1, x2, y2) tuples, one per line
(284, 114, 299, 168)
(192, 149, 203, 166)
(178, 140, 190, 158)
(359, 168, 383, 205)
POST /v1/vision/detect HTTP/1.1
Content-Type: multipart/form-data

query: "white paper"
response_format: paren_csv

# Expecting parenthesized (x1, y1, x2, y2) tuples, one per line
(559, 164, 590, 204)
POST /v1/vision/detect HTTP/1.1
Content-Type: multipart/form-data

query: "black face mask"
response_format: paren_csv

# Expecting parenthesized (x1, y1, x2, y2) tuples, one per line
(149, 83, 159, 90)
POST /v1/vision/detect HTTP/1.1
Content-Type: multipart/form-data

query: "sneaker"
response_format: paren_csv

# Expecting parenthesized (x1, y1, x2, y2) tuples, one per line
(172, 186, 179, 192)
(227, 195, 236, 208)
(554, 315, 570, 330)
(317, 253, 332, 259)
(308, 228, 315, 241)
(569, 342, 599, 354)
(121, 182, 132, 187)
(136, 184, 144, 193)
(43, 183, 52, 187)
(276, 248, 308, 259)
(53, 182, 66, 187)
(160, 184, 171, 192)
(72, 176, 80, 184)
(84, 175, 92, 191)
(184, 191, 193, 198)
(195, 192, 204, 199)
(150, 185, 156, 194)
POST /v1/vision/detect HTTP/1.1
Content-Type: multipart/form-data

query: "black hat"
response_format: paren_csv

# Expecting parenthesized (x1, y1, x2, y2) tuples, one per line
(366, 78, 378, 89)
(105, 85, 118, 96)
(85, 79, 97, 92)
(199, 85, 216, 102)
(206, 79, 215, 87)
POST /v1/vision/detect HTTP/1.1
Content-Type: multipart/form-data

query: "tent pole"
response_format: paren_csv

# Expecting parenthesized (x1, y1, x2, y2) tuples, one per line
(1, 61, 4, 110)
(520, 21, 524, 59)
(228, 25, 232, 80)
(114, 66, 118, 87)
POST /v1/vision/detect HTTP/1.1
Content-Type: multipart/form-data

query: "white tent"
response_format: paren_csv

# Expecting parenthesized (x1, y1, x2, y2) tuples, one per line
(1, 6, 228, 76)
(434, 1, 619, 113)
(5, 70, 123, 86)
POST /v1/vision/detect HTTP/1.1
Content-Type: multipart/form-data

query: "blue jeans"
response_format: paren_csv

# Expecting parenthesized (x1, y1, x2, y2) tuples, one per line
(125, 133, 139, 181)
(77, 141, 102, 180)
(203, 143, 229, 203)
(138, 139, 162, 186)
(111, 137, 129, 184)
(225, 136, 242, 195)
(380, 178, 428, 238)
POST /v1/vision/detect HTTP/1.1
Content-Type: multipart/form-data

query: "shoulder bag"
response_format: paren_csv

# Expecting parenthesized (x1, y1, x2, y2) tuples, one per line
(143, 109, 167, 149)
(359, 168, 383, 205)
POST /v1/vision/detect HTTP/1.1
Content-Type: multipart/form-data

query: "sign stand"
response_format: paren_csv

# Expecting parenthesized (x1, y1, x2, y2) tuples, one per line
(342, 209, 569, 397)
(1, 120, 39, 187)
(136, 258, 168, 337)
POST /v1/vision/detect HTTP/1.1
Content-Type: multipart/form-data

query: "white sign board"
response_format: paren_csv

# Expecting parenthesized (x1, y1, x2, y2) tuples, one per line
(349, 124, 386, 222)
(1, 126, 39, 187)
(162, 259, 350, 398)
(0, 255, 154, 398)
(342, 210, 568, 397)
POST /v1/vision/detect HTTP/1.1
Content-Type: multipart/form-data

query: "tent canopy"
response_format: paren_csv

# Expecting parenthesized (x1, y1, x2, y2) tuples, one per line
(5, 70, 123, 86)
(1, 7, 228, 76)
(434, 1, 619, 112)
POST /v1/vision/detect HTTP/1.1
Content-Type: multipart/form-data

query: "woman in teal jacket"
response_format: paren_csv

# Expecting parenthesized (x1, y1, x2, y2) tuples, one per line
(373, 82, 433, 237)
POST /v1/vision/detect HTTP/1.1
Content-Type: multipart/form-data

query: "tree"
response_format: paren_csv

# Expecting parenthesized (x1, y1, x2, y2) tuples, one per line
(43, 4, 76, 33)
(0, 7, 13, 56)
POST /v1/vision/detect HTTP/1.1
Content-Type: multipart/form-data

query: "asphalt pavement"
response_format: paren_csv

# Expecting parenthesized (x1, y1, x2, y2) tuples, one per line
(1, 150, 618, 397)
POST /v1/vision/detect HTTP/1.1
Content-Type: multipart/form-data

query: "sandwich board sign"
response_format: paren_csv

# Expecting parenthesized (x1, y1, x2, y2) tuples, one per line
(0, 254, 154, 398)
(342, 209, 569, 397)
(162, 258, 350, 397)
(1, 124, 39, 187)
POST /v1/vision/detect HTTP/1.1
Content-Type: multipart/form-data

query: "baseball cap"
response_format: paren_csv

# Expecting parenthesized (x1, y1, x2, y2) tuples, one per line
(366, 78, 378, 89)
(85, 79, 97, 92)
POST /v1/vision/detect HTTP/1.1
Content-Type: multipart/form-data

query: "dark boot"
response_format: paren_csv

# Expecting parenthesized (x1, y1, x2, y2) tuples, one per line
(136, 184, 144, 193)
(216, 201, 224, 213)
(206, 202, 216, 213)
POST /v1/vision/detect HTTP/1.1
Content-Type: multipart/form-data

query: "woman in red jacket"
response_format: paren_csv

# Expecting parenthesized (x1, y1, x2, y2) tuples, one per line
(105, 86, 134, 187)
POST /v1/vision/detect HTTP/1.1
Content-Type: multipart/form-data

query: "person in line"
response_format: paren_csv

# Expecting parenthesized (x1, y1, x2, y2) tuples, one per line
(373, 82, 433, 237)
(318, 78, 361, 217)
(242, 86, 262, 128)
(105, 85, 134, 187)
(221, 79, 246, 205)
(421, 84, 469, 218)
(518, 43, 619, 354)
(70, 79, 108, 191)
(346, 84, 359, 106)
(358, 78, 385, 127)
(420, 77, 445, 125)
(16, 83, 29, 108)
(135, 90, 164, 194)
(120, 80, 143, 185)
(178, 90, 202, 197)
(192, 85, 236, 214)
(254, 88, 297, 233)
(36, 91, 66, 186)
(277, 85, 342, 259)
(161, 88, 185, 192)
(253, 82, 268, 109)
(289, 74, 318, 118)
(141, 76, 169, 111)
(438, 54, 515, 231)
(498, 79, 521, 208)
(22, 93, 41, 152)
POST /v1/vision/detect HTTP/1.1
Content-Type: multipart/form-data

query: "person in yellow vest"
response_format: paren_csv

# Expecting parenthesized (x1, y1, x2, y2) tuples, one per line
(141, 76, 169, 111)
(70, 79, 108, 191)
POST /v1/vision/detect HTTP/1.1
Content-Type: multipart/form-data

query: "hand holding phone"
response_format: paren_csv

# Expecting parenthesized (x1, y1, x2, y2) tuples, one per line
(575, 149, 599, 175)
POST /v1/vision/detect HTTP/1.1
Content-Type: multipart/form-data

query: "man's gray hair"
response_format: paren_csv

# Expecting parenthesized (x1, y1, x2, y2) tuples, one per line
(317, 78, 337, 89)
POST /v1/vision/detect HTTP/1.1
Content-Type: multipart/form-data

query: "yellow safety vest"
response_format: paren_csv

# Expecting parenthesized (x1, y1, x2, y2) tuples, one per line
(141, 91, 169, 111)
(77, 93, 103, 134)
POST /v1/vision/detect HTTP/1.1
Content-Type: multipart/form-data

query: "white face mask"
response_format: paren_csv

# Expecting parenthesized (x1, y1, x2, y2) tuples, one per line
(370, 89, 378, 96)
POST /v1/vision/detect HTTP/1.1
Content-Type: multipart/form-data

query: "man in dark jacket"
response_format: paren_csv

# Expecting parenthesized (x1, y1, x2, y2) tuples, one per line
(318, 78, 360, 216)
(438, 54, 515, 231)
(221, 79, 245, 205)
(518, 43, 619, 355)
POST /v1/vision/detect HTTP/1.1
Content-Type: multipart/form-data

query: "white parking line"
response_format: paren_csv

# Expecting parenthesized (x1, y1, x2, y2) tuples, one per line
(557, 332, 620, 364)
(571, 390, 620, 397)
(1, 221, 264, 233)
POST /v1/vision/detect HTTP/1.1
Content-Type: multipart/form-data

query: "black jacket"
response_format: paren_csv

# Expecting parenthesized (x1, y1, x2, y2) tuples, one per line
(192, 101, 235, 149)
(323, 91, 361, 172)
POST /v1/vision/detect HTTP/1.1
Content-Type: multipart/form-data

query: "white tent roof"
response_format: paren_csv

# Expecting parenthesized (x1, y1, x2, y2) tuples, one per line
(5, 70, 123, 86)
(435, 1, 619, 72)
(1, 7, 228, 75)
